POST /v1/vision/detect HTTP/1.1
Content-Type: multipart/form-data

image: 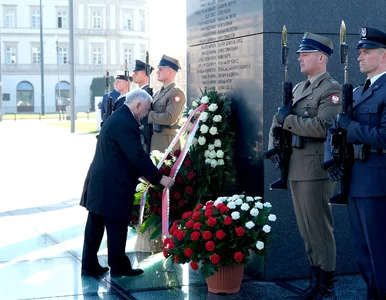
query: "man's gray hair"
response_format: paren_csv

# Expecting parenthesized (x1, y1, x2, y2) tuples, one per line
(124, 89, 152, 105)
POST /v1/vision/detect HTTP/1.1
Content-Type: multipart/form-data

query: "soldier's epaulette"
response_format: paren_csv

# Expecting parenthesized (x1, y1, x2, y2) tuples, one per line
(292, 83, 301, 93)
(327, 78, 339, 84)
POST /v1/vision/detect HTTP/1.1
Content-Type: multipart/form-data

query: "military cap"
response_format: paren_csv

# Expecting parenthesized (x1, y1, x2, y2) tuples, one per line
(296, 32, 333, 57)
(133, 59, 154, 74)
(115, 71, 132, 82)
(158, 54, 181, 72)
(357, 27, 386, 49)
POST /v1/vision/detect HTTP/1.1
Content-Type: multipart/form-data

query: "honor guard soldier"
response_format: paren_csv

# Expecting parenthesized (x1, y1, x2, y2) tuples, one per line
(148, 55, 186, 152)
(327, 27, 386, 300)
(270, 33, 342, 299)
(112, 72, 133, 112)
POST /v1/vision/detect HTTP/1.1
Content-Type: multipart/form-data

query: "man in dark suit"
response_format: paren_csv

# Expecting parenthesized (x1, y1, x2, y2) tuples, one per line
(327, 27, 386, 300)
(80, 89, 174, 278)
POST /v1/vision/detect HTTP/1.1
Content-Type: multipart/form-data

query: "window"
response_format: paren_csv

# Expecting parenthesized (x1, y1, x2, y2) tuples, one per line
(124, 48, 133, 65)
(17, 81, 34, 112)
(58, 47, 68, 64)
(31, 9, 40, 28)
(4, 8, 16, 28)
(2, 94, 10, 101)
(140, 12, 145, 31)
(93, 47, 102, 64)
(57, 11, 67, 28)
(56, 81, 70, 110)
(140, 47, 146, 62)
(6, 46, 17, 64)
(123, 13, 132, 30)
(92, 12, 102, 29)
(32, 46, 41, 64)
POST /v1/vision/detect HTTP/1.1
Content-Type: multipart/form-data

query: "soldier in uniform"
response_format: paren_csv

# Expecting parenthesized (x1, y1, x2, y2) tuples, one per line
(327, 27, 386, 300)
(111, 73, 133, 112)
(269, 33, 342, 300)
(101, 85, 120, 122)
(148, 55, 186, 152)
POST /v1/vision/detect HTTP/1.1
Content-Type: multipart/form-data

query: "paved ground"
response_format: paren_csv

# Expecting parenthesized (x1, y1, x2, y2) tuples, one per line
(0, 120, 367, 300)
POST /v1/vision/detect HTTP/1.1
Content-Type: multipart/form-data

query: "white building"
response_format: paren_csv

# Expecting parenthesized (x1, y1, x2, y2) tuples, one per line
(0, 0, 150, 113)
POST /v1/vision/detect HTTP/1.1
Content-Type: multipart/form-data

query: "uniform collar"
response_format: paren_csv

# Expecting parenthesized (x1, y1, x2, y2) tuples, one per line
(308, 71, 326, 84)
(369, 71, 386, 85)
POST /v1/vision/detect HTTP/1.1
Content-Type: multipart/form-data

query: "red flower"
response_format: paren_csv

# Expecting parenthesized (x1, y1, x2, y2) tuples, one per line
(182, 212, 192, 219)
(174, 255, 179, 264)
(185, 220, 194, 229)
(193, 222, 202, 230)
(202, 230, 212, 240)
(207, 217, 217, 227)
(184, 160, 192, 167)
(234, 252, 244, 263)
(163, 166, 171, 175)
(184, 248, 193, 257)
(166, 153, 172, 160)
(205, 241, 216, 252)
(177, 230, 186, 241)
(216, 203, 225, 210)
(190, 261, 199, 271)
(170, 226, 178, 236)
(171, 203, 177, 212)
(192, 212, 201, 220)
(187, 171, 196, 180)
(204, 209, 213, 218)
(174, 149, 181, 157)
(235, 227, 245, 237)
(178, 199, 185, 207)
(206, 201, 214, 207)
(210, 254, 220, 264)
(163, 237, 172, 247)
(167, 241, 175, 250)
(215, 230, 226, 240)
(173, 192, 181, 200)
(173, 220, 180, 226)
(191, 231, 200, 241)
(163, 249, 168, 258)
(220, 206, 230, 214)
(224, 216, 233, 225)
(194, 204, 204, 211)
(175, 176, 183, 184)
(131, 214, 138, 223)
(186, 186, 193, 195)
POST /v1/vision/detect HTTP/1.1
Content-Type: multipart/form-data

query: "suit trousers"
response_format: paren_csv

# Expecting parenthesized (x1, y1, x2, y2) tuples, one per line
(82, 211, 130, 270)
(290, 179, 336, 271)
(348, 197, 386, 294)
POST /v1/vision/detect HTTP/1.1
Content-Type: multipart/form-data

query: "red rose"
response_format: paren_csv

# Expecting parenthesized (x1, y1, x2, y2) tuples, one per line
(178, 200, 185, 207)
(177, 230, 186, 241)
(167, 241, 175, 250)
(174, 149, 181, 157)
(234, 252, 244, 263)
(174, 255, 179, 264)
(182, 212, 192, 219)
(192, 212, 201, 220)
(171, 203, 177, 212)
(184, 248, 193, 257)
(187, 171, 196, 180)
(224, 216, 233, 225)
(215, 230, 226, 240)
(191, 231, 200, 241)
(190, 261, 199, 271)
(163, 166, 171, 175)
(175, 176, 183, 184)
(220, 206, 230, 214)
(193, 222, 202, 230)
(205, 209, 213, 218)
(184, 159, 192, 167)
(163, 249, 168, 258)
(185, 220, 194, 229)
(216, 203, 225, 210)
(131, 214, 138, 223)
(235, 227, 245, 237)
(207, 217, 217, 227)
(159, 168, 165, 175)
(163, 237, 172, 247)
(194, 204, 204, 211)
(173, 220, 180, 226)
(210, 254, 220, 264)
(186, 186, 193, 195)
(205, 241, 216, 252)
(166, 153, 172, 160)
(202, 230, 212, 240)
(206, 201, 214, 207)
(170, 226, 177, 236)
(173, 192, 181, 200)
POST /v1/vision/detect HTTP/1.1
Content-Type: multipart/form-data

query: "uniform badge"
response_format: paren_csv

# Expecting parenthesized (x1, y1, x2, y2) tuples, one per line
(361, 27, 367, 38)
(174, 96, 181, 102)
(330, 94, 340, 104)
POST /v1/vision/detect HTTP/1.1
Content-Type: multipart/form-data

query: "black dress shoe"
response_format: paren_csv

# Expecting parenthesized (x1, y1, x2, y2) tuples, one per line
(81, 266, 109, 276)
(110, 268, 144, 278)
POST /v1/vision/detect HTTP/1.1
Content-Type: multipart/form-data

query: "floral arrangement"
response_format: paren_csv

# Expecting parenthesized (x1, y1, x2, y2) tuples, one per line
(163, 195, 276, 278)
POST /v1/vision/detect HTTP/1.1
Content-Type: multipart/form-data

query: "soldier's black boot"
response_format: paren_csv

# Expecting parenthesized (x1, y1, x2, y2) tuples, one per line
(287, 266, 320, 299)
(314, 269, 337, 300)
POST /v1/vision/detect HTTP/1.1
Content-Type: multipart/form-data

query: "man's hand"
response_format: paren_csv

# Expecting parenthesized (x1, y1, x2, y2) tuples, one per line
(159, 176, 175, 189)
(272, 114, 282, 128)
(336, 113, 351, 131)
(276, 100, 293, 125)
(270, 153, 281, 170)
(327, 164, 344, 182)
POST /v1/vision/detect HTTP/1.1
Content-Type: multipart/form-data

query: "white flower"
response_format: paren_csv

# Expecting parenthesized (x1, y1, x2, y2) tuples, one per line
(208, 103, 218, 112)
(263, 202, 272, 208)
(208, 144, 215, 151)
(255, 202, 263, 209)
(192, 138, 198, 146)
(256, 241, 264, 250)
(217, 197, 227, 202)
(209, 151, 217, 159)
(205, 158, 212, 164)
(235, 199, 243, 206)
(200, 124, 209, 134)
(217, 159, 225, 166)
(240, 203, 250, 211)
(204, 150, 211, 158)
(227, 202, 236, 209)
(268, 214, 277, 222)
(135, 183, 145, 192)
(216, 150, 224, 158)
(209, 126, 218, 135)
(200, 112, 209, 122)
(254, 196, 263, 200)
(213, 115, 222, 122)
(198, 136, 206, 146)
(250, 208, 259, 217)
(188, 109, 194, 115)
(200, 95, 209, 104)
(210, 159, 218, 168)
(245, 221, 255, 229)
(214, 198, 223, 206)
(192, 100, 199, 107)
(231, 211, 240, 220)
(263, 225, 271, 233)
(231, 195, 239, 200)
(214, 139, 222, 147)
(246, 196, 254, 202)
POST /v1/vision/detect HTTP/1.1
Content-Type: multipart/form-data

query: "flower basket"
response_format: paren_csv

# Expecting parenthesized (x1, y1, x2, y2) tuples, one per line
(206, 264, 244, 294)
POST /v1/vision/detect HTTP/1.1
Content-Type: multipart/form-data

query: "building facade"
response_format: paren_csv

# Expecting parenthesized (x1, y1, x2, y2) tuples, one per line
(0, 0, 150, 113)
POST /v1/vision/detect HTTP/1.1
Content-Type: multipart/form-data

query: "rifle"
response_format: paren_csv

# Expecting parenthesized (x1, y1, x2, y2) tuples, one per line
(104, 69, 113, 120)
(143, 51, 153, 154)
(264, 25, 293, 190)
(322, 21, 353, 205)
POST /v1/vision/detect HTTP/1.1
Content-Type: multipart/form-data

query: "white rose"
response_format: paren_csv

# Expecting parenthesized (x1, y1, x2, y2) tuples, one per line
(254, 196, 263, 200)
(232, 195, 239, 200)
(205, 158, 212, 164)
(213, 115, 222, 122)
(210, 159, 218, 168)
(235, 199, 243, 206)
(200, 124, 209, 134)
(231, 211, 240, 220)
(204, 150, 211, 158)
(240, 203, 250, 211)
(214, 139, 222, 147)
(268, 214, 277, 222)
(256, 241, 264, 250)
(200, 95, 209, 104)
(186, 122, 193, 132)
(263, 225, 271, 233)
(135, 183, 145, 192)
(192, 138, 198, 146)
(250, 208, 259, 217)
(245, 221, 255, 229)
(217, 159, 225, 166)
(218, 197, 227, 201)
(209, 151, 217, 159)
(255, 202, 264, 209)
(216, 150, 224, 158)
(208, 144, 215, 151)
(246, 196, 254, 202)
(214, 199, 223, 206)
(192, 100, 199, 107)
(227, 201, 236, 209)
(208, 103, 218, 112)
(198, 136, 206, 145)
(200, 112, 209, 122)
(263, 202, 272, 208)
(209, 127, 218, 135)
(188, 109, 194, 115)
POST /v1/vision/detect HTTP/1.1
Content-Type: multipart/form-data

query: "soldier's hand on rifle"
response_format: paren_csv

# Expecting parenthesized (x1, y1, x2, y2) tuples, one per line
(327, 164, 344, 182)
(336, 113, 352, 131)
(276, 100, 293, 125)
(270, 153, 281, 170)
(272, 114, 282, 128)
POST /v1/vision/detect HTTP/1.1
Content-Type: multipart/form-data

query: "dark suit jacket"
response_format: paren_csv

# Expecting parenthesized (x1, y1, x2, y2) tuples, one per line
(101, 89, 120, 121)
(80, 104, 162, 223)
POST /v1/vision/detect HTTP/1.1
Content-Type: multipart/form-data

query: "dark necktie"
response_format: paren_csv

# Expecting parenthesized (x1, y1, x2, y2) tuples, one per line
(362, 79, 371, 94)
(302, 80, 310, 92)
